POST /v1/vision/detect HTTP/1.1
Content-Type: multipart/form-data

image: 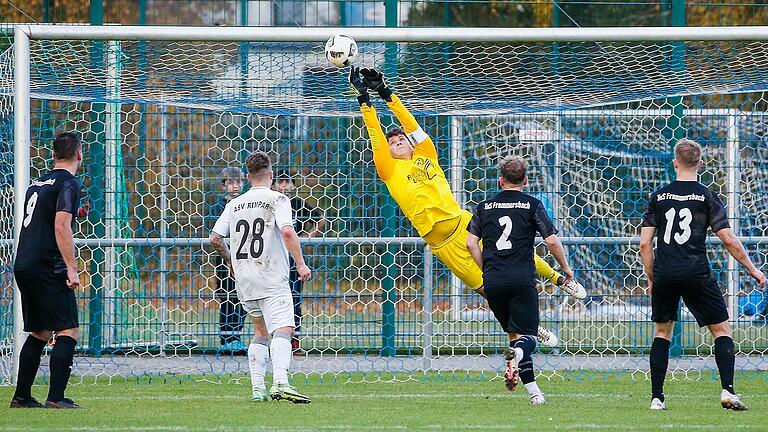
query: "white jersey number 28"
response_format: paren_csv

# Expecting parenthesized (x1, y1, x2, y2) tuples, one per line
(234, 218, 266, 259)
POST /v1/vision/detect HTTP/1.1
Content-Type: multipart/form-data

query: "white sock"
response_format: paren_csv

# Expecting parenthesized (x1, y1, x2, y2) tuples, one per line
(514, 347, 524, 362)
(270, 337, 292, 385)
(248, 342, 269, 391)
(524, 381, 543, 396)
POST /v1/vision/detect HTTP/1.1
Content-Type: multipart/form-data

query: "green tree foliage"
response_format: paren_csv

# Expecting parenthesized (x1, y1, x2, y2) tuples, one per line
(406, 1, 537, 27)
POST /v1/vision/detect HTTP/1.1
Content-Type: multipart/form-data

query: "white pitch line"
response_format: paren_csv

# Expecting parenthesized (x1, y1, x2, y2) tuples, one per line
(69, 392, 767, 401)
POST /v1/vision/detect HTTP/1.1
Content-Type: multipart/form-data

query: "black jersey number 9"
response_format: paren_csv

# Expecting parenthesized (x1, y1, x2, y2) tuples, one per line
(235, 218, 266, 259)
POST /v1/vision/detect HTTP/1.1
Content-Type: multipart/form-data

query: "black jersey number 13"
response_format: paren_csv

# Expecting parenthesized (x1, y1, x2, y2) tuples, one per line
(663, 208, 692, 245)
(235, 218, 265, 259)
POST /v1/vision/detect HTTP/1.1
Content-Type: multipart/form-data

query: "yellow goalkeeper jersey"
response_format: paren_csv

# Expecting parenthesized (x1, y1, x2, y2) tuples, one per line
(360, 94, 462, 237)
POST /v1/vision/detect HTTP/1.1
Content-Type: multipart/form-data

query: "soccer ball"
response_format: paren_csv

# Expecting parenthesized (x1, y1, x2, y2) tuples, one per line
(324, 34, 357, 68)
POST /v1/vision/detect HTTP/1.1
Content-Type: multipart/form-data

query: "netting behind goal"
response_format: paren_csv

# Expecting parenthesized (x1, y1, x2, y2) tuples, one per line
(1, 27, 767, 385)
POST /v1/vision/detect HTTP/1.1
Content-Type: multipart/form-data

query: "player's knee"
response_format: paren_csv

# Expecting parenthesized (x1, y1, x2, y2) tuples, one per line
(653, 322, 674, 339)
(251, 335, 269, 346)
(708, 320, 731, 338)
(31, 330, 52, 341)
(57, 327, 80, 341)
(272, 326, 294, 340)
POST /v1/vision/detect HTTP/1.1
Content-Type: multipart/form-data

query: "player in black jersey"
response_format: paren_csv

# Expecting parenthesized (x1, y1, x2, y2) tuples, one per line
(640, 139, 767, 412)
(466, 155, 577, 405)
(10, 132, 83, 409)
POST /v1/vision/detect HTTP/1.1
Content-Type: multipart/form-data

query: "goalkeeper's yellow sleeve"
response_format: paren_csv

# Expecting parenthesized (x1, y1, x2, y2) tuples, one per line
(386, 94, 438, 160)
(535, 253, 562, 284)
(360, 103, 395, 181)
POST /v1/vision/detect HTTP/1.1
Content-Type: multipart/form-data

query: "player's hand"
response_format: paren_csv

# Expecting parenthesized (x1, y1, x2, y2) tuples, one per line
(749, 268, 767, 289)
(297, 263, 312, 281)
(226, 261, 235, 277)
(360, 68, 392, 99)
(348, 67, 368, 96)
(647, 280, 653, 296)
(66, 268, 80, 290)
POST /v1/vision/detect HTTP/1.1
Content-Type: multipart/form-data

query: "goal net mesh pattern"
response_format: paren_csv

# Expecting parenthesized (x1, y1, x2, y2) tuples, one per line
(1, 33, 767, 385)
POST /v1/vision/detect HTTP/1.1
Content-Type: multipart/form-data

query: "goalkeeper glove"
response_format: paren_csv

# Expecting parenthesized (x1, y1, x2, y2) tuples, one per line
(360, 68, 393, 101)
(348, 67, 371, 106)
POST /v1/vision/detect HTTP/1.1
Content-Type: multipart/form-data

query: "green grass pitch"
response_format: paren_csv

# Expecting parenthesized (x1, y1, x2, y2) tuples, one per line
(1, 373, 766, 431)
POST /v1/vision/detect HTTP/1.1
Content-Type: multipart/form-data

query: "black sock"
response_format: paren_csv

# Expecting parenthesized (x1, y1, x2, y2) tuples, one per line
(714, 336, 735, 394)
(13, 335, 47, 400)
(650, 337, 671, 402)
(47, 335, 77, 402)
(512, 335, 537, 384)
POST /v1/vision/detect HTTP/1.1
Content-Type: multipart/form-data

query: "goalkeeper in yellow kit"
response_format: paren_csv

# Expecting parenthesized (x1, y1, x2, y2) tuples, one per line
(349, 67, 586, 346)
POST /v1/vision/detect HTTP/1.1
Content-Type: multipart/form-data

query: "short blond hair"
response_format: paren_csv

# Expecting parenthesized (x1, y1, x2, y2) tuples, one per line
(499, 155, 528, 184)
(674, 139, 702, 168)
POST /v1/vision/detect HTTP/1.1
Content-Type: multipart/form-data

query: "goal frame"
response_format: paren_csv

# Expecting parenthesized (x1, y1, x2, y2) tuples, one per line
(10, 24, 768, 384)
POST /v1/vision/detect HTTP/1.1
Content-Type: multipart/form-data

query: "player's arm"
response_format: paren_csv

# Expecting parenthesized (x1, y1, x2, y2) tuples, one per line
(209, 232, 232, 273)
(54, 212, 79, 289)
(707, 192, 767, 288)
(639, 227, 656, 294)
(639, 192, 658, 294)
(277, 195, 312, 281)
(466, 207, 483, 268)
(543, 235, 572, 279)
(534, 202, 573, 278)
(55, 178, 81, 289)
(715, 228, 766, 288)
(466, 232, 483, 268)
(361, 68, 437, 159)
(210, 202, 233, 274)
(350, 67, 395, 181)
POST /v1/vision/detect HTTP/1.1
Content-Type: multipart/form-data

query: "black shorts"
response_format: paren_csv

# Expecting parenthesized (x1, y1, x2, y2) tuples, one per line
(652, 276, 729, 327)
(15, 269, 79, 332)
(485, 283, 539, 335)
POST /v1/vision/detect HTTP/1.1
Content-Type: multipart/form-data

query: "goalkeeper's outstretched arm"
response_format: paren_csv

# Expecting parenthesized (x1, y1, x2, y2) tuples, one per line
(350, 67, 396, 181)
(360, 68, 437, 160)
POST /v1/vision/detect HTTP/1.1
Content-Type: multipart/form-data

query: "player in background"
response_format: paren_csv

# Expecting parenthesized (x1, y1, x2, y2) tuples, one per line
(11, 132, 83, 409)
(467, 156, 575, 405)
(207, 167, 247, 353)
(349, 67, 585, 346)
(640, 139, 767, 411)
(210, 151, 312, 404)
(274, 172, 327, 355)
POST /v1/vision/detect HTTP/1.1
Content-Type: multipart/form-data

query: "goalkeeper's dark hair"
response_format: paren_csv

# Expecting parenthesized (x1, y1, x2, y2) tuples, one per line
(386, 128, 406, 140)
(245, 151, 272, 180)
(499, 155, 528, 185)
(53, 132, 81, 161)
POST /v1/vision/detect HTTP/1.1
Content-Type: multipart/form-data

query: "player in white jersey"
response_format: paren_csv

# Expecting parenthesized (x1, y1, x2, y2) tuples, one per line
(210, 151, 312, 404)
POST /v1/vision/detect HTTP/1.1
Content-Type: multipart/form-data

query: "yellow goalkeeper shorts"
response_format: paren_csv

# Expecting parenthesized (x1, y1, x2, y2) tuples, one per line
(427, 210, 484, 291)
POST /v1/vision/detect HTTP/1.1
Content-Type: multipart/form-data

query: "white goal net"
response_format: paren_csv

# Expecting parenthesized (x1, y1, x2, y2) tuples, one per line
(1, 25, 767, 385)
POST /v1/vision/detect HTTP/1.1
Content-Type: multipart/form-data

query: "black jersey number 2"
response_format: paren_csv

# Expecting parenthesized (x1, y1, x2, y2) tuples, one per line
(235, 218, 266, 259)
(496, 216, 514, 250)
(663, 208, 692, 245)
